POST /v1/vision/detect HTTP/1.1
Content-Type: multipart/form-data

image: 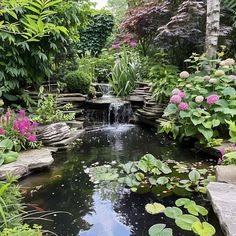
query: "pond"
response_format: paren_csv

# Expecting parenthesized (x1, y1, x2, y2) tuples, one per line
(21, 124, 224, 236)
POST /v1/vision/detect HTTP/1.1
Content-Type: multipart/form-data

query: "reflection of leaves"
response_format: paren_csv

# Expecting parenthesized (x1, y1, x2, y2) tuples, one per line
(145, 203, 166, 215)
(148, 224, 173, 236)
(192, 221, 216, 236)
(120, 162, 137, 174)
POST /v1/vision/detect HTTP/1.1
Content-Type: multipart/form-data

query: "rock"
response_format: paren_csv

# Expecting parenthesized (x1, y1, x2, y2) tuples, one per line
(96, 92, 103, 98)
(127, 95, 144, 102)
(66, 121, 84, 129)
(207, 182, 236, 236)
(0, 148, 55, 179)
(216, 165, 236, 185)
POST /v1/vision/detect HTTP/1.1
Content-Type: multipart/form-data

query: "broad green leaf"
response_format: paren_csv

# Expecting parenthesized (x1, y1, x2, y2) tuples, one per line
(175, 214, 200, 231)
(192, 222, 216, 236)
(197, 126, 213, 141)
(148, 224, 173, 236)
(0, 139, 14, 151)
(189, 170, 201, 182)
(175, 198, 191, 207)
(157, 177, 169, 185)
(164, 207, 183, 219)
(145, 203, 166, 215)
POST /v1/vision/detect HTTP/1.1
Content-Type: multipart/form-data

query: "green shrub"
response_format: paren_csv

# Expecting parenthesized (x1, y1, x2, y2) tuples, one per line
(65, 70, 91, 94)
(1, 224, 41, 236)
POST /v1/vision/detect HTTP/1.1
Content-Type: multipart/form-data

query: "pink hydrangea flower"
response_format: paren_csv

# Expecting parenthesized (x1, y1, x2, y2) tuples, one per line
(28, 134, 37, 142)
(207, 95, 219, 105)
(172, 88, 181, 95)
(178, 91, 186, 98)
(178, 102, 189, 111)
(195, 96, 204, 103)
(170, 95, 182, 104)
(0, 127, 5, 135)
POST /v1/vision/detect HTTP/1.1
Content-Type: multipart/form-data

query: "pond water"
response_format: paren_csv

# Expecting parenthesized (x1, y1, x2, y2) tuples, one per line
(21, 124, 224, 236)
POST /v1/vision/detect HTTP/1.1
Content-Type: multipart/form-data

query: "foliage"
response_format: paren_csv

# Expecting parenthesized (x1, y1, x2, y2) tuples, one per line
(146, 198, 215, 236)
(222, 151, 236, 165)
(86, 154, 215, 195)
(33, 87, 75, 125)
(1, 224, 42, 236)
(107, 0, 128, 23)
(0, 110, 39, 152)
(0, 139, 19, 166)
(160, 57, 236, 145)
(0, 0, 69, 104)
(64, 70, 91, 94)
(145, 203, 165, 215)
(78, 12, 114, 56)
(109, 47, 141, 97)
(0, 175, 23, 231)
(148, 224, 173, 236)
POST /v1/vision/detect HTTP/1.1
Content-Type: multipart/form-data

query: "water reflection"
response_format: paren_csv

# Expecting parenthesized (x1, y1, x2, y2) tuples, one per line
(21, 125, 222, 236)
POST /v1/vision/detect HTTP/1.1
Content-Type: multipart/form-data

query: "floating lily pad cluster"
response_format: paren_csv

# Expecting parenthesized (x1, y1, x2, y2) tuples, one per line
(86, 154, 215, 195)
(145, 198, 216, 236)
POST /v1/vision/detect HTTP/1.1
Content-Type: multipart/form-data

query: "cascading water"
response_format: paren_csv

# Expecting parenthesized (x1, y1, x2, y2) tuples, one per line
(97, 83, 113, 96)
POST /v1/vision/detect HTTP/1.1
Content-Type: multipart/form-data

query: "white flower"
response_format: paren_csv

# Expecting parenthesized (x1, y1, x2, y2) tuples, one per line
(180, 71, 190, 79)
(224, 58, 235, 66)
(172, 88, 181, 95)
(195, 96, 204, 103)
(209, 78, 217, 84)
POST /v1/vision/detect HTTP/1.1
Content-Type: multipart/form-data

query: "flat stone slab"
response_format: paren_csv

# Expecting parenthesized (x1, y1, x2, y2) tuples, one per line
(207, 182, 236, 236)
(0, 148, 55, 179)
(216, 165, 236, 185)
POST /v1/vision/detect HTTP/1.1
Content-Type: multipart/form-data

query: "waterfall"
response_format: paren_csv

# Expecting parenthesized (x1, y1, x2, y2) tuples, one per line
(96, 83, 113, 95)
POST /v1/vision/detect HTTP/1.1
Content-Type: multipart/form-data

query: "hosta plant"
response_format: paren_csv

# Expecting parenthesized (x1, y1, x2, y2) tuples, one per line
(160, 57, 236, 145)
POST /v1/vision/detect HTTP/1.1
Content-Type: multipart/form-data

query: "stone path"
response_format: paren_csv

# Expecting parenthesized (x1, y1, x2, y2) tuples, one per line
(0, 148, 56, 179)
(207, 182, 236, 236)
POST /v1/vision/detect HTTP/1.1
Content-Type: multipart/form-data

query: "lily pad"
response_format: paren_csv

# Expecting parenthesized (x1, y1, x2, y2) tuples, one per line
(175, 198, 191, 207)
(145, 203, 166, 215)
(175, 214, 200, 231)
(192, 221, 216, 236)
(157, 177, 169, 185)
(164, 207, 183, 219)
(148, 224, 173, 236)
(189, 170, 201, 182)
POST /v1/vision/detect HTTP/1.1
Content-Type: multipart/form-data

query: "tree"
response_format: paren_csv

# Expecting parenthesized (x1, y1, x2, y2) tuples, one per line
(107, 0, 128, 23)
(205, 0, 221, 59)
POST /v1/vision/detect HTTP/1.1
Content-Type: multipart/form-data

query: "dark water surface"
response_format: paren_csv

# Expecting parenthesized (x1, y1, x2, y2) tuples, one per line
(21, 124, 223, 236)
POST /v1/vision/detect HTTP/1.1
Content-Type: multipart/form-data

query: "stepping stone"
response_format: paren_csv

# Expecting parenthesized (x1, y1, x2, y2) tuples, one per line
(207, 182, 236, 236)
(216, 165, 236, 185)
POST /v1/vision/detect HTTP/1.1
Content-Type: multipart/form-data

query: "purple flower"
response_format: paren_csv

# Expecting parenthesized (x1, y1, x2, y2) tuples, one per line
(1, 116, 5, 125)
(31, 122, 38, 130)
(130, 41, 137, 48)
(112, 44, 120, 49)
(170, 95, 182, 104)
(27, 134, 37, 142)
(0, 127, 5, 135)
(178, 102, 189, 111)
(207, 95, 219, 105)
(19, 109, 26, 118)
(178, 91, 186, 99)
(13, 120, 19, 131)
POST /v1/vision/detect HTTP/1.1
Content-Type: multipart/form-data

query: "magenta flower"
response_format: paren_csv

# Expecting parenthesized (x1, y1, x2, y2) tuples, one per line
(207, 95, 219, 105)
(6, 112, 10, 123)
(19, 109, 26, 118)
(13, 120, 19, 131)
(130, 41, 137, 48)
(0, 127, 5, 135)
(1, 116, 5, 125)
(178, 102, 189, 111)
(28, 134, 37, 142)
(31, 122, 38, 129)
(170, 95, 182, 104)
(112, 44, 120, 49)
(178, 91, 186, 99)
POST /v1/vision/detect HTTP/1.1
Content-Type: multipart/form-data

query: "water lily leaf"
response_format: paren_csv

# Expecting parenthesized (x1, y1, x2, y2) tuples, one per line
(149, 177, 157, 185)
(164, 207, 183, 219)
(145, 203, 166, 215)
(137, 154, 157, 173)
(157, 177, 169, 185)
(124, 175, 140, 187)
(175, 198, 191, 207)
(189, 170, 201, 182)
(121, 162, 137, 174)
(135, 172, 145, 181)
(156, 160, 172, 174)
(192, 222, 216, 236)
(175, 214, 200, 231)
(148, 224, 173, 236)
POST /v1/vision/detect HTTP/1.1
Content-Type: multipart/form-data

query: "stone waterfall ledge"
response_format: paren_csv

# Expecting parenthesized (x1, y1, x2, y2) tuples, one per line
(0, 148, 56, 180)
(207, 182, 236, 236)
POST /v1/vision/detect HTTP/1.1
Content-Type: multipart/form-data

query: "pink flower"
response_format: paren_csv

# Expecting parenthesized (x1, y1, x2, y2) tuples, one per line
(13, 120, 19, 131)
(178, 91, 186, 99)
(0, 127, 5, 135)
(130, 41, 137, 48)
(112, 44, 120, 49)
(31, 122, 38, 130)
(172, 88, 181, 95)
(1, 116, 5, 125)
(207, 95, 219, 105)
(170, 95, 182, 104)
(178, 102, 189, 111)
(20, 127, 25, 136)
(19, 109, 26, 118)
(28, 134, 37, 142)
(6, 112, 10, 123)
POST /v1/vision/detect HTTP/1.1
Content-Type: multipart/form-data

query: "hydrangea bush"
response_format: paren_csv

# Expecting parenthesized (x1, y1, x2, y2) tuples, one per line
(0, 110, 39, 152)
(160, 58, 236, 145)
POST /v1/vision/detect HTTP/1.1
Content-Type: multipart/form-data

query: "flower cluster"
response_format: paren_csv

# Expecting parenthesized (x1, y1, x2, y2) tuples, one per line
(170, 89, 188, 111)
(0, 110, 38, 147)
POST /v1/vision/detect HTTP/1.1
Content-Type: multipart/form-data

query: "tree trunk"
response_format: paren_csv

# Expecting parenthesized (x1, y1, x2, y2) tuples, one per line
(205, 0, 220, 59)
